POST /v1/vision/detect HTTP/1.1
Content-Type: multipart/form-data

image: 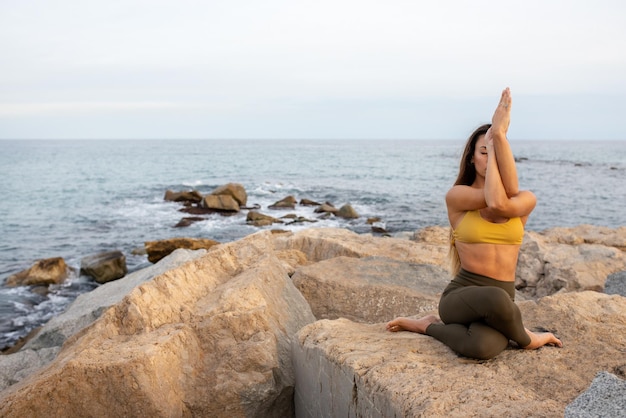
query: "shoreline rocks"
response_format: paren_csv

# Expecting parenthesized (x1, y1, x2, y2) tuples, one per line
(80, 251, 127, 284)
(6, 257, 70, 287)
(1, 226, 625, 416)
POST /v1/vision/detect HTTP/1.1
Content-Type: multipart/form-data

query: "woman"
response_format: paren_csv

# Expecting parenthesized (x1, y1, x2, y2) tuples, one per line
(387, 88, 562, 360)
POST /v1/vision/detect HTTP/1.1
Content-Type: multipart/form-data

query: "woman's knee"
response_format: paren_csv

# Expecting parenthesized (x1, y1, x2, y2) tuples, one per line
(465, 325, 509, 360)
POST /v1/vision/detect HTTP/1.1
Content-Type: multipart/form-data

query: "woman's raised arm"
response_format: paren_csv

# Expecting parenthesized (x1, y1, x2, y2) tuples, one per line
(491, 88, 519, 197)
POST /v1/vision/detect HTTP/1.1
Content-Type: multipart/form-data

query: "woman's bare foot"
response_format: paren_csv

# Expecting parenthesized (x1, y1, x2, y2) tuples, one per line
(386, 315, 441, 334)
(523, 328, 563, 350)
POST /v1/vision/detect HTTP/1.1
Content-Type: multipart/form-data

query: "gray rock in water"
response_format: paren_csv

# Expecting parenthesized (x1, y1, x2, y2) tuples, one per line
(565, 371, 626, 418)
(605, 271, 626, 297)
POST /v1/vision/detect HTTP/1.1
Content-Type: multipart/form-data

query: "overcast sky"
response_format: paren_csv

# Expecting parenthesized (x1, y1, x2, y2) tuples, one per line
(1, 0, 625, 140)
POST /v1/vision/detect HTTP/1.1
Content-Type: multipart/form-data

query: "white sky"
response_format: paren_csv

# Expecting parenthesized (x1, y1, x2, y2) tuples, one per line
(1, 0, 625, 140)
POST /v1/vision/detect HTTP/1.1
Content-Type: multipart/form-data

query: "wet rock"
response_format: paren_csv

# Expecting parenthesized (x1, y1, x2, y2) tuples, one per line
(163, 189, 203, 203)
(201, 194, 240, 212)
(210, 183, 247, 207)
(336, 204, 359, 219)
(314, 202, 338, 214)
(6, 258, 69, 287)
(299, 199, 321, 206)
(145, 238, 220, 263)
(246, 211, 283, 227)
(174, 216, 205, 228)
(269, 195, 297, 210)
(80, 251, 127, 284)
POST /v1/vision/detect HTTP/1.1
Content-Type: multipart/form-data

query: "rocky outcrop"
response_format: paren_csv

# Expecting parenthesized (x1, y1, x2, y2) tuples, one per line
(5, 257, 69, 287)
(0, 233, 315, 417)
(201, 194, 240, 212)
(293, 291, 626, 417)
(565, 371, 626, 417)
(210, 183, 248, 207)
(247, 211, 283, 227)
(1, 226, 624, 417)
(269, 195, 297, 210)
(539, 225, 626, 250)
(144, 237, 220, 263)
(292, 256, 448, 323)
(336, 204, 359, 219)
(516, 231, 626, 298)
(80, 251, 127, 284)
(0, 249, 207, 392)
(605, 271, 626, 296)
(273, 227, 449, 266)
(163, 189, 203, 203)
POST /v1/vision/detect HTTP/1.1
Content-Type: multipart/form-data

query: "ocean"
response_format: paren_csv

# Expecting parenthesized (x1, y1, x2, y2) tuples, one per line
(1, 138, 625, 350)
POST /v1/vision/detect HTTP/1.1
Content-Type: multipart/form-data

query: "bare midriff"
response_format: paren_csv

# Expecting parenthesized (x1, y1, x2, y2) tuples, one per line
(455, 241, 521, 282)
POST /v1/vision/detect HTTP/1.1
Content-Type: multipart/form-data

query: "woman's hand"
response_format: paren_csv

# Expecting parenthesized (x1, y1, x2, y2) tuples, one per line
(491, 87, 512, 139)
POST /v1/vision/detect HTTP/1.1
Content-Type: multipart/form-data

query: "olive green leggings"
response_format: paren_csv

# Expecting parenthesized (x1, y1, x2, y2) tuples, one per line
(425, 269, 531, 360)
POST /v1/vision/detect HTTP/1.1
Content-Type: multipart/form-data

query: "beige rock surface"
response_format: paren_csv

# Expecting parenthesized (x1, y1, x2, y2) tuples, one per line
(539, 224, 626, 250)
(210, 182, 248, 206)
(6, 257, 69, 287)
(293, 291, 626, 418)
(144, 237, 220, 263)
(273, 228, 448, 266)
(0, 232, 315, 417)
(292, 256, 449, 323)
(516, 231, 626, 298)
(2, 226, 624, 417)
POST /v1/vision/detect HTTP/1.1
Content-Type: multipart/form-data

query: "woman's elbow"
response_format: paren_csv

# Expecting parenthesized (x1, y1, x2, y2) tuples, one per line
(505, 185, 519, 198)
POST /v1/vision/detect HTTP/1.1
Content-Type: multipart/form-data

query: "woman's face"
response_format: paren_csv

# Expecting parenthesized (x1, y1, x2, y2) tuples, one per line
(472, 134, 488, 178)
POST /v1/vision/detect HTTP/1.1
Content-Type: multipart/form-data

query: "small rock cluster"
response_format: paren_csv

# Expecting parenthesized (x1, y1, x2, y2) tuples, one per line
(166, 182, 363, 228)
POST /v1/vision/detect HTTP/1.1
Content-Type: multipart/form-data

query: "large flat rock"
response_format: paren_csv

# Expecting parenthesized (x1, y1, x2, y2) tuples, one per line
(293, 291, 626, 417)
(292, 256, 449, 323)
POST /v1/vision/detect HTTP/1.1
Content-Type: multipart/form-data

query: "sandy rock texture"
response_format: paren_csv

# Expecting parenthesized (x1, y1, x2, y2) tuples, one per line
(293, 291, 626, 418)
(1, 225, 624, 417)
(0, 232, 315, 417)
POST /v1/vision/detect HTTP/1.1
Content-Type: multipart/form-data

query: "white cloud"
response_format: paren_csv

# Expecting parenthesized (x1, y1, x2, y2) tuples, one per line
(1, 0, 625, 139)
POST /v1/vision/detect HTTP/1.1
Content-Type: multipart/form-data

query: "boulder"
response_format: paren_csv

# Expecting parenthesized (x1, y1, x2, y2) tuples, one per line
(3, 227, 625, 417)
(210, 183, 248, 207)
(314, 202, 338, 214)
(516, 232, 626, 298)
(163, 189, 203, 203)
(174, 216, 205, 228)
(605, 271, 626, 297)
(272, 228, 448, 266)
(201, 194, 240, 212)
(299, 199, 321, 206)
(247, 211, 283, 227)
(0, 249, 208, 391)
(269, 195, 297, 210)
(0, 233, 315, 417)
(292, 256, 449, 323)
(539, 225, 626, 251)
(293, 291, 626, 417)
(145, 238, 220, 263)
(80, 251, 127, 284)
(413, 225, 450, 245)
(565, 372, 626, 417)
(6, 257, 69, 287)
(336, 204, 359, 219)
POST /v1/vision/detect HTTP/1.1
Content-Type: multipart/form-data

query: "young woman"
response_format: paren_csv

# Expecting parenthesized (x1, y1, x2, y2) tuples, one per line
(387, 88, 562, 360)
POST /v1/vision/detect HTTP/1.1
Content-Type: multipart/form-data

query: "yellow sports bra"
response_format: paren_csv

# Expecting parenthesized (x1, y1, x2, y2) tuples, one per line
(453, 210, 524, 245)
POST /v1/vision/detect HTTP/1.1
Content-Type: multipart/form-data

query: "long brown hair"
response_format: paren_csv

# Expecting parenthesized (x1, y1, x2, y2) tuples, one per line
(449, 123, 491, 275)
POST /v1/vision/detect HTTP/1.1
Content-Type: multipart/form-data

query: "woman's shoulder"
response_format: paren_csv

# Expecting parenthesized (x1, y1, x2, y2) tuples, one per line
(445, 185, 486, 211)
